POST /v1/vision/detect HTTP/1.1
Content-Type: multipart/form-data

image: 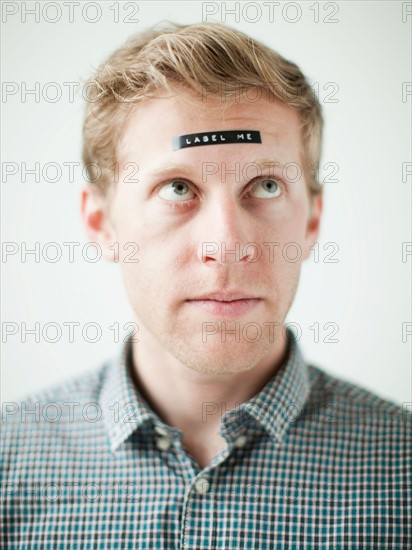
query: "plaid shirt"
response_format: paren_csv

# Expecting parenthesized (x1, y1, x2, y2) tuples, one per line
(1, 329, 411, 549)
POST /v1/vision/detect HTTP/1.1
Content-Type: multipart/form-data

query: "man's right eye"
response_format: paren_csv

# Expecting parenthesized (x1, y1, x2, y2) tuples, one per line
(158, 180, 196, 202)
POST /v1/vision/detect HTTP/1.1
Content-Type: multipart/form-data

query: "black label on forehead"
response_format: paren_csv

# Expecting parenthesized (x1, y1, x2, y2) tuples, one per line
(171, 130, 261, 150)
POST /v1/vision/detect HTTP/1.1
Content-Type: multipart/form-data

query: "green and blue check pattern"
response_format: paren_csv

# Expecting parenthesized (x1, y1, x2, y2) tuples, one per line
(1, 329, 411, 549)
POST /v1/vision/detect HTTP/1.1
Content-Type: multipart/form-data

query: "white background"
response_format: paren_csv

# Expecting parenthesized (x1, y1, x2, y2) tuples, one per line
(1, 1, 411, 405)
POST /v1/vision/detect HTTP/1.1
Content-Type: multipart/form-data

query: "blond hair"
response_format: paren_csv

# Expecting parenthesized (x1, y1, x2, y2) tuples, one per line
(81, 21, 323, 200)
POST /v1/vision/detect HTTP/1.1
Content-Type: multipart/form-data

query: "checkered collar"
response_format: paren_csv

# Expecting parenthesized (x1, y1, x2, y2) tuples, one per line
(100, 327, 311, 453)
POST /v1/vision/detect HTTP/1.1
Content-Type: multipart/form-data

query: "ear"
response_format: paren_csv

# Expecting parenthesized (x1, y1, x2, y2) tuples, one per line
(80, 185, 117, 262)
(302, 192, 323, 261)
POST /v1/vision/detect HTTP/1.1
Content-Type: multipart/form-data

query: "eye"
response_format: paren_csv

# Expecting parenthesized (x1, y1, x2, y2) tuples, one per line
(158, 180, 196, 202)
(249, 178, 282, 199)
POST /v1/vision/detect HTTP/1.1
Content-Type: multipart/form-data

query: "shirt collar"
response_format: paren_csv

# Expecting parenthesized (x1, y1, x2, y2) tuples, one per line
(100, 327, 311, 453)
(221, 327, 311, 445)
(100, 336, 159, 453)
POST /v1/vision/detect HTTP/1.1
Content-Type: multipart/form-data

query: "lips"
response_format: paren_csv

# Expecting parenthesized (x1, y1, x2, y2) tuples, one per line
(186, 290, 261, 317)
(187, 290, 258, 301)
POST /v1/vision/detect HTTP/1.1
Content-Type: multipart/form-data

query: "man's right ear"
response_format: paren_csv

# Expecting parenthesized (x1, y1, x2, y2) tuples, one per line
(80, 185, 117, 262)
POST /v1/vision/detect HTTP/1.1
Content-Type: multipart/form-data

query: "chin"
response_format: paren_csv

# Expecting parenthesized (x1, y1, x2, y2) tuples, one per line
(172, 337, 272, 375)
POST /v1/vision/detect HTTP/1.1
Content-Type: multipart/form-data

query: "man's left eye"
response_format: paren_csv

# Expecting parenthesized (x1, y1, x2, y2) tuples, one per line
(249, 178, 282, 199)
(158, 180, 196, 201)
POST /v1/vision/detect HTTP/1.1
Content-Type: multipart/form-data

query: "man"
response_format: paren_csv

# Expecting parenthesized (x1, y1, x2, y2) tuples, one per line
(1, 21, 410, 549)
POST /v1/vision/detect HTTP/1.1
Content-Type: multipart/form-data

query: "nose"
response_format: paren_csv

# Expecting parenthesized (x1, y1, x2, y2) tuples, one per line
(196, 195, 256, 265)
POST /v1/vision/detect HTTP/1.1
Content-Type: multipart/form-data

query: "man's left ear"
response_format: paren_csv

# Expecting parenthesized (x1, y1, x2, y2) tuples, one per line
(302, 192, 323, 260)
(80, 185, 117, 262)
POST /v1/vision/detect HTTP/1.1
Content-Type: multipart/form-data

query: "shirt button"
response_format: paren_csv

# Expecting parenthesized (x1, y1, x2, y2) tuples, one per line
(154, 425, 169, 437)
(194, 477, 210, 495)
(156, 436, 171, 451)
(234, 435, 248, 448)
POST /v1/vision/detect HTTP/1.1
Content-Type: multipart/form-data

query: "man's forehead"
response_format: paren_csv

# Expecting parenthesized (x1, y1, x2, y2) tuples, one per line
(118, 133, 301, 181)
(121, 89, 297, 139)
(117, 93, 302, 167)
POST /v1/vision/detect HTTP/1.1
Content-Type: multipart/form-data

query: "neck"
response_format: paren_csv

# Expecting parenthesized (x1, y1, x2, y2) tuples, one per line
(129, 324, 289, 440)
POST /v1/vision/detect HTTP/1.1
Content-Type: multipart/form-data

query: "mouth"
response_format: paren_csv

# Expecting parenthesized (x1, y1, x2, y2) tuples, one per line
(186, 291, 262, 317)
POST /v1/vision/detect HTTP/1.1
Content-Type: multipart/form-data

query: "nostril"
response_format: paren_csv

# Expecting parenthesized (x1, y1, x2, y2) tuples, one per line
(198, 241, 256, 265)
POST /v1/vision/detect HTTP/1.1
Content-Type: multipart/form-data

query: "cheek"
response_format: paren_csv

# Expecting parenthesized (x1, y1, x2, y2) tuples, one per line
(274, 195, 309, 244)
(116, 226, 188, 306)
(258, 204, 308, 289)
(255, 201, 309, 263)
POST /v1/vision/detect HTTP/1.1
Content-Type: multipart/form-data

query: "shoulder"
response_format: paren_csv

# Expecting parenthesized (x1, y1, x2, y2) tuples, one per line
(306, 363, 407, 418)
(302, 364, 410, 451)
(1, 359, 112, 451)
(3, 360, 110, 412)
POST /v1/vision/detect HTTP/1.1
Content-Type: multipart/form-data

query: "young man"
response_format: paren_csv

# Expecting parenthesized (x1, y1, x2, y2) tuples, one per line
(2, 22, 410, 549)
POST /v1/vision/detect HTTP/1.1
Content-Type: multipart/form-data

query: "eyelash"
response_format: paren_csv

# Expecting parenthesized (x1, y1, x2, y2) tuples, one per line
(157, 176, 284, 206)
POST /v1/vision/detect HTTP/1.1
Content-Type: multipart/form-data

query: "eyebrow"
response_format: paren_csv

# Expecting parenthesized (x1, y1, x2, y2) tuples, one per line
(145, 157, 290, 179)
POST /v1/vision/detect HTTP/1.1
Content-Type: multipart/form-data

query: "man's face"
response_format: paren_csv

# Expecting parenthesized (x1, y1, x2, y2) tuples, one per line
(85, 88, 322, 375)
